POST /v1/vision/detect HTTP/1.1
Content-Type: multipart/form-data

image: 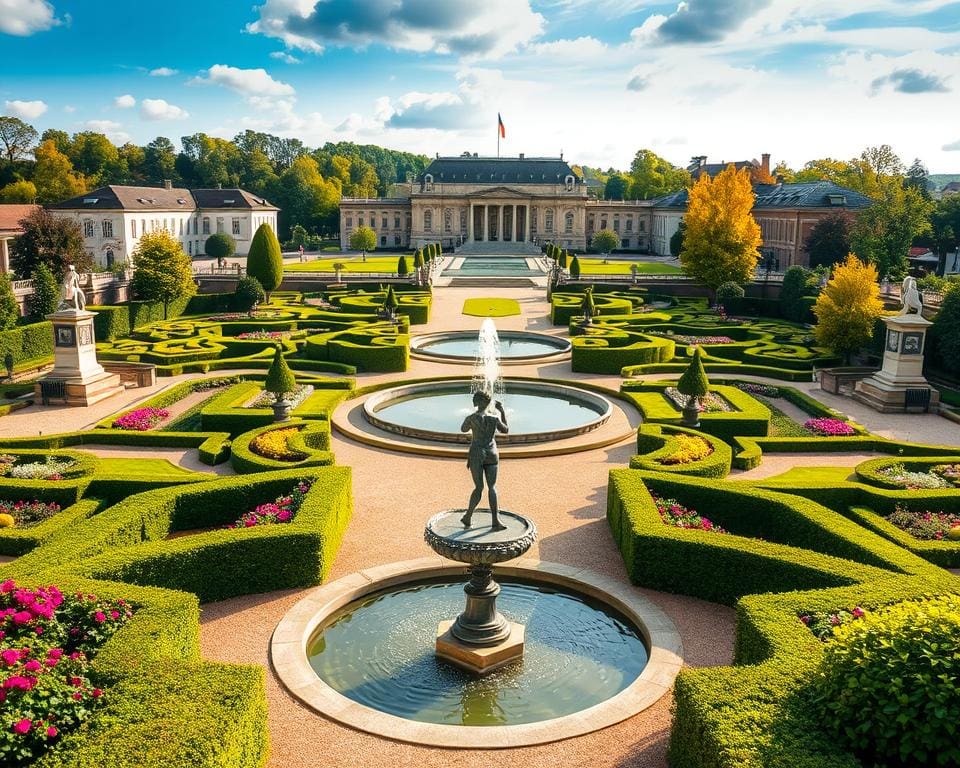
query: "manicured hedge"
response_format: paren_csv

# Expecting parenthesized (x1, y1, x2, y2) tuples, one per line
(630, 424, 732, 478)
(0, 320, 54, 373)
(329, 289, 432, 325)
(732, 434, 960, 471)
(853, 455, 960, 490)
(90, 294, 230, 340)
(230, 420, 334, 474)
(551, 292, 636, 325)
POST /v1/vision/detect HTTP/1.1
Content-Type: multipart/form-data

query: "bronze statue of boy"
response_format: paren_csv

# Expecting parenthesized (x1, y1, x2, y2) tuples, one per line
(460, 390, 508, 530)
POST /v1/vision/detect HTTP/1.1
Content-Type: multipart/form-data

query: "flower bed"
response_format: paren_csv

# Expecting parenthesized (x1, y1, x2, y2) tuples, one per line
(799, 606, 865, 640)
(111, 407, 169, 431)
(3, 458, 75, 482)
(250, 427, 308, 462)
(803, 417, 855, 437)
(0, 580, 133, 766)
(657, 434, 714, 466)
(0, 500, 61, 529)
(227, 479, 312, 529)
(247, 384, 313, 410)
(236, 330, 290, 340)
(887, 504, 960, 541)
(664, 387, 733, 413)
(652, 333, 734, 345)
(207, 311, 281, 321)
(653, 495, 726, 533)
(875, 463, 953, 490)
(932, 464, 960, 485)
(733, 382, 782, 398)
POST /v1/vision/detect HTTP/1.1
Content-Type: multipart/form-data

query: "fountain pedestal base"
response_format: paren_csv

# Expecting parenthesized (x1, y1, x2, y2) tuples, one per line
(436, 620, 525, 675)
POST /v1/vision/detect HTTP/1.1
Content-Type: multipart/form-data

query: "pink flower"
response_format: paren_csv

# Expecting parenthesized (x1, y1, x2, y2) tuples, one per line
(92, 688, 102, 698)
(23, 659, 41, 673)
(12, 718, 32, 735)
(46, 725, 58, 738)
(12, 611, 33, 625)
(93, 611, 106, 623)
(1, 649, 20, 666)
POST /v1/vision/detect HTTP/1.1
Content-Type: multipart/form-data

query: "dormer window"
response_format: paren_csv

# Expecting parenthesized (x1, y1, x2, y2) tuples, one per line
(177, 198, 187, 204)
(424, 174, 434, 192)
(827, 194, 846, 206)
(565, 175, 575, 191)
(224, 199, 236, 204)
(83, 198, 99, 205)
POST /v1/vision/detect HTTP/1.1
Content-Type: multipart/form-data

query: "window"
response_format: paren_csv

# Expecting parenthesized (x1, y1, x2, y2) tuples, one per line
(626, 218, 633, 232)
(394, 216, 400, 229)
(545, 209, 554, 233)
(188, 241, 192, 255)
(346, 216, 353, 228)
(359, 217, 364, 227)
(622, 238, 630, 249)
(406, 214, 411, 229)
(232, 218, 241, 236)
(565, 175, 575, 191)
(600, 218, 607, 229)
(216, 218, 224, 234)
(202, 218, 210, 235)
(83, 220, 94, 238)
(424, 210, 433, 232)
(424, 174, 434, 192)
(531, 208, 538, 233)
(613, 217, 620, 233)
(380, 236, 387, 246)
(394, 235, 401, 246)
(444, 209, 452, 233)
(179, 219, 184, 236)
(102, 220, 113, 238)
(382, 216, 388, 229)
(564, 212, 574, 233)
(460, 210, 466, 232)
(638, 220, 646, 233)
(142, 219, 146, 235)
(131, 220, 137, 238)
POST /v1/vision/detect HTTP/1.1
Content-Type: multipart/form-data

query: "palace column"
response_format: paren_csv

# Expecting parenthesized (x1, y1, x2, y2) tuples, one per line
(511, 204, 517, 243)
(527, 204, 532, 242)
(467, 203, 474, 242)
(495, 205, 501, 241)
(482, 205, 489, 242)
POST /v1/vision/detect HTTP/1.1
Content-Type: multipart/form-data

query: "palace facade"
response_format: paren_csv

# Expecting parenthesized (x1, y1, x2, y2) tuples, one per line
(339, 155, 873, 269)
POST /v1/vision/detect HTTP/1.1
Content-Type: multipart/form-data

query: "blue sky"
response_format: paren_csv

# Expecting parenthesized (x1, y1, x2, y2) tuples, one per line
(2, 0, 959, 172)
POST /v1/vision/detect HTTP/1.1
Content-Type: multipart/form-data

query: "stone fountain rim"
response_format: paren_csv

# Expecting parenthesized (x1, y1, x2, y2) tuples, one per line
(410, 329, 571, 365)
(270, 556, 683, 749)
(424, 509, 537, 564)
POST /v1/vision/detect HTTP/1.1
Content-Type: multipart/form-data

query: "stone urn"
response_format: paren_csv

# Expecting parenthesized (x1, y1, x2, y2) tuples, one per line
(681, 396, 700, 428)
(271, 396, 293, 422)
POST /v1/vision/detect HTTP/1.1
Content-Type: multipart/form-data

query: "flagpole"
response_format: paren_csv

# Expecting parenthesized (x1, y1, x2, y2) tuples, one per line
(497, 116, 500, 159)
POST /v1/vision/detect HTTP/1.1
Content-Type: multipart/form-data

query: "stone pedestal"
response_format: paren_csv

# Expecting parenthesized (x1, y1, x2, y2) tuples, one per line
(436, 620, 525, 675)
(34, 310, 123, 407)
(853, 314, 940, 413)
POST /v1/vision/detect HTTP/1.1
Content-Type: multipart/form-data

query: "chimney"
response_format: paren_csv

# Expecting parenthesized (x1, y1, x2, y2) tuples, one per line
(761, 153, 770, 177)
(163, 179, 172, 190)
(519, 153, 524, 159)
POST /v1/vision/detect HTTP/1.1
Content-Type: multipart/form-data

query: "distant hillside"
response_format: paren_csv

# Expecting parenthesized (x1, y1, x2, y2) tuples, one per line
(930, 173, 960, 191)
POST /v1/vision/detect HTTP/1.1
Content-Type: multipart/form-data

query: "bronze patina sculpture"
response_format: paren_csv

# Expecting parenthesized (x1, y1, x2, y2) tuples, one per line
(460, 391, 508, 530)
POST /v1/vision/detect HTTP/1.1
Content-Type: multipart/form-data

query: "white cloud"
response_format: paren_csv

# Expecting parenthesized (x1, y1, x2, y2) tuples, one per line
(942, 139, 960, 152)
(63, 105, 75, 113)
(191, 64, 295, 97)
(528, 36, 609, 61)
(149, 67, 178, 77)
(84, 120, 131, 143)
(0, 0, 59, 36)
(140, 98, 189, 120)
(3, 99, 47, 119)
(114, 94, 136, 109)
(248, 0, 544, 60)
(269, 51, 301, 64)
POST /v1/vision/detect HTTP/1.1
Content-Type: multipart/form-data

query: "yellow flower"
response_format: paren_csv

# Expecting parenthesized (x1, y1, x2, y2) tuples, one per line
(0, 513, 15, 528)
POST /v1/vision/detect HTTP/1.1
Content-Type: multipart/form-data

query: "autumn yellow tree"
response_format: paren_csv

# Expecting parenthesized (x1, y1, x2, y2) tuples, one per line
(32, 139, 85, 204)
(680, 165, 761, 296)
(813, 254, 884, 362)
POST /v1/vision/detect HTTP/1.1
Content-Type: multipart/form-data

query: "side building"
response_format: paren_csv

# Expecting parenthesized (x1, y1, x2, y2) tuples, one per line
(49, 184, 278, 268)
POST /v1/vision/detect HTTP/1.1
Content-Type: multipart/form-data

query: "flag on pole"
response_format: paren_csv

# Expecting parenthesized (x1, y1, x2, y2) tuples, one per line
(498, 113, 506, 138)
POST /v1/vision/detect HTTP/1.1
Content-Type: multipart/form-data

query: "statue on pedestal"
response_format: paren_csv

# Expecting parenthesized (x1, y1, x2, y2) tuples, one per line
(460, 391, 509, 531)
(57, 266, 86, 311)
(900, 276, 922, 316)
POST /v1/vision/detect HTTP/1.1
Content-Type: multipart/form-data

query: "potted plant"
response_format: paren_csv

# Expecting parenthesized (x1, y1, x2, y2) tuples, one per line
(676, 346, 709, 427)
(265, 345, 297, 422)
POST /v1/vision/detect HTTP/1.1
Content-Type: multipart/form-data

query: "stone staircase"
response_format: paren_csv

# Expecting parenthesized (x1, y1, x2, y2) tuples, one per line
(454, 241, 542, 256)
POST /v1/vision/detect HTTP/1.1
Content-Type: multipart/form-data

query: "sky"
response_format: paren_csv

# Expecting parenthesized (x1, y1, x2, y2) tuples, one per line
(1, 0, 959, 173)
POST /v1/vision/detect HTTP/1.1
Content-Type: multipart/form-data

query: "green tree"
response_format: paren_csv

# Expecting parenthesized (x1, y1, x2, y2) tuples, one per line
(558, 249, 568, 269)
(591, 229, 619, 254)
(928, 196, 960, 275)
(715, 281, 745, 311)
(569, 254, 581, 279)
(813, 254, 884, 363)
(383, 285, 399, 316)
(604, 172, 630, 200)
(180, 133, 243, 188)
(32, 139, 85, 204)
(10, 207, 90, 278)
(143, 137, 178, 185)
(349, 225, 376, 262)
(805, 212, 852, 269)
(0, 275, 19, 330)
(246, 223, 283, 301)
(27, 263, 59, 320)
(264, 345, 297, 398)
(397, 254, 409, 277)
(932, 283, 960, 375)
(904, 158, 930, 199)
(204, 232, 236, 260)
(131, 230, 196, 319)
(851, 184, 933, 278)
(413, 249, 424, 272)
(628, 149, 691, 200)
(68, 131, 120, 184)
(669, 220, 685, 258)
(289, 224, 308, 248)
(0, 117, 38, 165)
(0, 180, 36, 203)
(234, 275, 265, 312)
(581, 288, 597, 321)
(680, 166, 761, 295)
(677, 347, 710, 424)
(779, 266, 812, 323)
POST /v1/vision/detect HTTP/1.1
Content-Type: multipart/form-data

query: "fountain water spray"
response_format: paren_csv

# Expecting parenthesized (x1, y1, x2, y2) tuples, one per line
(470, 318, 504, 403)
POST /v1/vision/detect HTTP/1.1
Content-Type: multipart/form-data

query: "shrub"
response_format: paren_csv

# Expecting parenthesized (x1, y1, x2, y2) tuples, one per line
(397, 255, 409, 277)
(779, 265, 810, 323)
(204, 233, 236, 260)
(250, 427, 307, 462)
(246, 224, 283, 300)
(28, 263, 60, 321)
(676, 347, 710, 400)
(932, 283, 960, 376)
(657, 434, 713, 465)
(803, 418, 855, 436)
(887, 504, 960, 541)
(0, 499, 61, 527)
(111, 408, 169, 431)
(227, 478, 311, 529)
(715, 281, 745, 304)
(810, 595, 960, 768)
(569, 254, 581, 279)
(264, 346, 296, 398)
(0, 275, 19, 331)
(234, 276, 265, 312)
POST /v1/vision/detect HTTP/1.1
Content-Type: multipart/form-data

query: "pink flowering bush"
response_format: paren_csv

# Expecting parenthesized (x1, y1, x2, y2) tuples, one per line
(887, 505, 960, 541)
(798, 606, 866, 640)
(0, 580, 133, 765)
(236, 330, 287, 340)
(226, 479, 312, 529)
(803, 418, 855, 437)
(111, 407, 169, 431)
(652, 495, 726, 533)
(733, 382, 781, 397)
(0, 500, 61, 528)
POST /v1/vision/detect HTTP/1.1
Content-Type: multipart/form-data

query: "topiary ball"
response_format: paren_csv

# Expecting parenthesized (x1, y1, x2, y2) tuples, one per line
(810, 594, 960, 767)
(0, 512, 14, 527)
(948, 525, 960, 541)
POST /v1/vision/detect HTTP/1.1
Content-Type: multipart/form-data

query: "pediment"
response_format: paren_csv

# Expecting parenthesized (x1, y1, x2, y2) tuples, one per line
(470, 186, 530, 199)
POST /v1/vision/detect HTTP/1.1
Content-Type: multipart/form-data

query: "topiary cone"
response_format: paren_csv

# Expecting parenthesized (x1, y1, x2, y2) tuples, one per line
(265, 345, 297, 398)
(247, 223, 283, 301)
(677, 347, 710, 426)
(397, 255, 409, 276)
(384, 285, 399, 311)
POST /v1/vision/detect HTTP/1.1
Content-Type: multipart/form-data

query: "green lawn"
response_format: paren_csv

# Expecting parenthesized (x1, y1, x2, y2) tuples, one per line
(462, 298, 522, 317)
(577, 259, 682, 275)
(284, 255, 412, 273)
(750, 466, 858, 484)
(100, 458, 206, 479)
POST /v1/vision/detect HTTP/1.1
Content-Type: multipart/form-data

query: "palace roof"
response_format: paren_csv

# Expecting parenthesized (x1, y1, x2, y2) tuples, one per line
(49, 186, 277, 211)
(651, 181, 874, 210)
(0, 204, 41, 233)
(420, 156, 577, 185)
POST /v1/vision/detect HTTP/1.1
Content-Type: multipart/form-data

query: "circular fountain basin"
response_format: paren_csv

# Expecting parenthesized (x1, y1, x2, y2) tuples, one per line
(411, 331, 570, 364)
(363, 380, 613, 444)
(272, 558, 682, 747)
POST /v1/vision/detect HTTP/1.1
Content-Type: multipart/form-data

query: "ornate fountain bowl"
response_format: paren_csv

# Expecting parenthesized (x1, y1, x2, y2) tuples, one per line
(424, 509, 537, 565)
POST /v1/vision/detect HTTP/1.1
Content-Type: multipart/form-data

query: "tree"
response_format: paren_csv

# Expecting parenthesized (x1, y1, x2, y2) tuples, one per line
(143, 137, 178, 185)
(397, 254, 409, 276)
(0, 117, 38, 165)
(234, 276, 265, 312)
(289, 224, 308, 248)
(928, 196, 960, 275)
(604, 172, 630, 200)
(851, 184, 933, 278)
(27, 263, 59, 320)
(932, 283, 960, 375)
(813, 255, 884, 363)
(772, 161, 796, 183)
(677, 347, 710, 425)
(669, 220, 685, 258)
(805, 212, 852, 269)
(10, 207, 90, 278)
(715, 281, 745, 311)
(382, 285, 399, 317)
(413, 249, 424, 270)
(680, 165, 761, 295)
(0, 275, 19, 331)
(131, 231, 196, 319)
(0, 180, 36, 203)
(32, 140, 85, 204)
(68, 131, 121, 184)
(558, 249, 568, 269)
(246, 223, 283, 302)
(204, 232, 236, 260)
(628, 149, 691, 200)
(780, 266, 812, 323)
(264, 345, 297, 399)
(905, 158, 930, 199)
(569, 254, 581, 279)
(591, 229, 619, 254)
(349, 225, 376, 262)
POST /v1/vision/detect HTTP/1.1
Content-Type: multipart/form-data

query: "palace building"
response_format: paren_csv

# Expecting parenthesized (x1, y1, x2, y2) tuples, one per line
(339, 154, 874, 269)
